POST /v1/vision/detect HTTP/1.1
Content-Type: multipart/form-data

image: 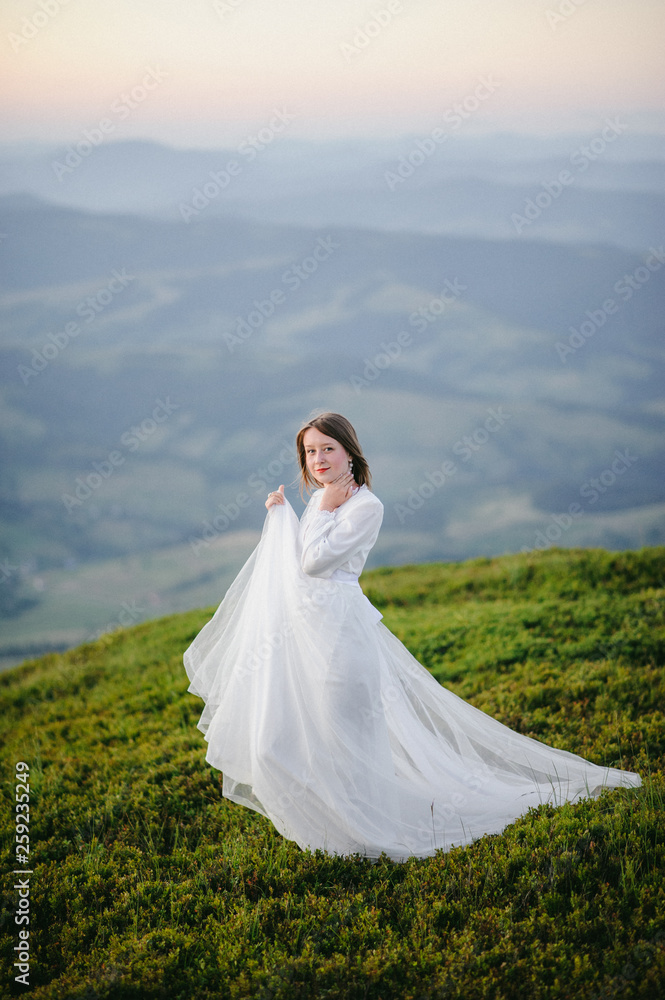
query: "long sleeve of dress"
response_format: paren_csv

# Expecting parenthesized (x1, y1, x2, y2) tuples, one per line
(300, 489, 383, 579)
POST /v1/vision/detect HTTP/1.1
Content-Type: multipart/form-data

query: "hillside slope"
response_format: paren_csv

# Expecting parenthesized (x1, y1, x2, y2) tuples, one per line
(1, 547, 664, 999)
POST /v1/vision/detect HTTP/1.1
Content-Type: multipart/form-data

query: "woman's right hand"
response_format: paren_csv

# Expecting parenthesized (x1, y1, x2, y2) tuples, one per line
(265, 484, 285, 509)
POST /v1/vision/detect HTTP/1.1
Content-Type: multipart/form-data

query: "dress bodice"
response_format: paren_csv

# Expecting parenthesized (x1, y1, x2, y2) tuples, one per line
(298, 484, 384, 582)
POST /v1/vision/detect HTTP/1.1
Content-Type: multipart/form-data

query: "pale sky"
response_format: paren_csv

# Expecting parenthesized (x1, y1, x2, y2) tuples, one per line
(1, 0, 664, 146)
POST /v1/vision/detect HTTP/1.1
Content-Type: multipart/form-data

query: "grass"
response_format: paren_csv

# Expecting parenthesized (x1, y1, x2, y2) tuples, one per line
(0, 546, 664, 999)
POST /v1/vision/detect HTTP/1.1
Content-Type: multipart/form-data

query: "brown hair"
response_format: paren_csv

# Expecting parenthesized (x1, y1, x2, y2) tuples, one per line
(295, 411, 372, 497)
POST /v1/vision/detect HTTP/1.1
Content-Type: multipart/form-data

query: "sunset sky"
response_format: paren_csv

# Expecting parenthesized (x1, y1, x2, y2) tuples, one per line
(1, 0, 664, 147)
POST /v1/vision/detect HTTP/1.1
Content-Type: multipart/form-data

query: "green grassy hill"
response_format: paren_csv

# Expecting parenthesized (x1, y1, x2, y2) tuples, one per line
(1, 547, 664, 999)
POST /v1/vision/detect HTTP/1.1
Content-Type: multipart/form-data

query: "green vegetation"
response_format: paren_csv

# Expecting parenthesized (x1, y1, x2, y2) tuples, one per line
(1, 546, 664, 999)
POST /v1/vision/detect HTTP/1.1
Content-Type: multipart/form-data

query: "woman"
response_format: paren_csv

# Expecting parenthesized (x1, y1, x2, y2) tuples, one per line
(184, 412, 641, 862)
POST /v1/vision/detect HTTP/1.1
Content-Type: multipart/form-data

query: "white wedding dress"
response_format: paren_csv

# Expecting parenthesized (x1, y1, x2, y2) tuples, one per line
(183, 485, 641, 862)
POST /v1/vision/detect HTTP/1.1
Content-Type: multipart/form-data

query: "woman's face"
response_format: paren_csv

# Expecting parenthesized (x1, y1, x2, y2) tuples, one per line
(303, 428, 351, 486)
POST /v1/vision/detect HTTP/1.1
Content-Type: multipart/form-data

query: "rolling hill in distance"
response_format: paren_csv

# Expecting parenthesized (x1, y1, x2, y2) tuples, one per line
(0, 132, 663, 667)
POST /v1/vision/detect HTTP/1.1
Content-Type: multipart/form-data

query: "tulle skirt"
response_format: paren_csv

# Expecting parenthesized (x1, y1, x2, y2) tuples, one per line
(183, 500, 641, 862)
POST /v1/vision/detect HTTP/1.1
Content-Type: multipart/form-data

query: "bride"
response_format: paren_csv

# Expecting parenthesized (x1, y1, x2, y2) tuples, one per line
(183, 412, 641, 862)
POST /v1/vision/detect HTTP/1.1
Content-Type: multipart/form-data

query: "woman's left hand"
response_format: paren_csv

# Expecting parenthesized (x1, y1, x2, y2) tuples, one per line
(319, 471, 356, 512)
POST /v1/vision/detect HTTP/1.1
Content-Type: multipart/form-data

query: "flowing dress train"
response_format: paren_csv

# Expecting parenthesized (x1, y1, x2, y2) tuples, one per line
(183, 486, 641, 862)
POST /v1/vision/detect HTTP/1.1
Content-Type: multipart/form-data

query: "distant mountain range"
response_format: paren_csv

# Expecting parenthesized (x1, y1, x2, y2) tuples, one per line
(0, 133, 663, 667)
(1, 134, 663, 248)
